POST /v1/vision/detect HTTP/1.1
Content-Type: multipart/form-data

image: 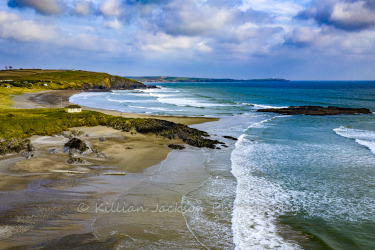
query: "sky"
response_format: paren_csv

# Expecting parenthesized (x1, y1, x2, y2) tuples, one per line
(0, 0, 375, 80)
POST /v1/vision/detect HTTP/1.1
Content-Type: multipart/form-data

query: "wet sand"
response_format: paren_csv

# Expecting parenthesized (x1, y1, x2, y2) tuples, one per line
(0, 90, 219, 248)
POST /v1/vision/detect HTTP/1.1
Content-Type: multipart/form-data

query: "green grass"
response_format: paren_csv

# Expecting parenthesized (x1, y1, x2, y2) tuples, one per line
(0, 69, 142, 108)
(0, 109, 220, 149)
(0, 70, 220, 151)
(0, 87, 46, 109)
(0, 109, 112, 139)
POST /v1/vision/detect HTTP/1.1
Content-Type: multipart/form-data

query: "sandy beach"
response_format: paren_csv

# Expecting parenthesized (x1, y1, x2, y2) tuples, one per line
(0, 90, 219, 248)
(11, 90, 218, 125)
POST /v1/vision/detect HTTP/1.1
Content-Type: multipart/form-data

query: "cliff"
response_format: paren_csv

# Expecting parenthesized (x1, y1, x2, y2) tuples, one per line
(0, 69, 153, 91)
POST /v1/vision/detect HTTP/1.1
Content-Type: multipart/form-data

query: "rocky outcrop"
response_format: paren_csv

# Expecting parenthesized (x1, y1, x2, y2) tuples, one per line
(223, 136, 237, 141)
(109, 118, 221, 149)
(64, 138, 88, 152)
(257, 106, 372, 116)
(0, 138, 34, 155)
(82, 76, 158, 91)
(168, 144, 185, 150)
(67, 157, 87, 164)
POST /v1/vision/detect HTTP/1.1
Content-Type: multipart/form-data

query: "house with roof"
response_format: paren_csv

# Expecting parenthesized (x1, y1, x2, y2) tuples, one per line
(65, 104, 82, 113)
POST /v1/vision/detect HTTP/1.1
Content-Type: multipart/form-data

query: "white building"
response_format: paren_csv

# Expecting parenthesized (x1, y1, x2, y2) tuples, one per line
(65, 104, 82, 113)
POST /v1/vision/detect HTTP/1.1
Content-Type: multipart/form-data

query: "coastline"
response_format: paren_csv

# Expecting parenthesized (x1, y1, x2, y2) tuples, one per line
(0, 89, 220, 248)
(11, 90, 219, 125)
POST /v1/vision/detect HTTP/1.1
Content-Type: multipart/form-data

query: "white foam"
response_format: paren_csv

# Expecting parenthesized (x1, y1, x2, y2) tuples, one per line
(240, 102, 255, 106)
(231, 134, 300, 249)
(334, 126, 375, 155)
(247, 117, 276, 129)
(149, 93, 179, 98)
(253, 104, 288, 109)
(356, 139, 375, 155)
(106, 98, 157, 103)
(157, 98, 232, 107)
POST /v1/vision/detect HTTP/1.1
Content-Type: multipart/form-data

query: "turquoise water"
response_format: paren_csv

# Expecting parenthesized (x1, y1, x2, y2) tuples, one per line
(71, 81, 375, 249)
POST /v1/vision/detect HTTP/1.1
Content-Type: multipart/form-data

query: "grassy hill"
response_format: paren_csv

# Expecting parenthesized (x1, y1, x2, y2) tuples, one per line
(0, 69, 142, 90)
(0, 69, 144, 109)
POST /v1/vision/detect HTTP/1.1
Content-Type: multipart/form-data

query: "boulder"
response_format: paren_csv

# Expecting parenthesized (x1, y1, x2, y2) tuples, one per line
(49, 149, 59, 154)
(64, 138, 88, 152)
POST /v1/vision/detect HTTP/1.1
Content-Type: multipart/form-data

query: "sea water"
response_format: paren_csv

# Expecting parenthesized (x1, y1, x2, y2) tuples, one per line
(70, 81, 375, 249)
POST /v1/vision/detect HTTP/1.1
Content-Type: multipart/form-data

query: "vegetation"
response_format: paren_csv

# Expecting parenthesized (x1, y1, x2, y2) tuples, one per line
(0, 69, 141, 89)
(0, 138, 33, 155)
(0, 87, 43, 109)
(0, 69, 220, 155)
(0, 109, 220, 154)
(0, 69, 144, 108)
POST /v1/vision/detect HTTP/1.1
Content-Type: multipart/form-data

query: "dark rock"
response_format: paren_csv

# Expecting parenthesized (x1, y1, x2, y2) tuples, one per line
(168, 144, 186, 150)
(67, 157, 85, 164)
(99, 137, 106, 142)
(257, 106, 372, 116)
(223, 136, 238, 141)
(64, 138, 88, 152)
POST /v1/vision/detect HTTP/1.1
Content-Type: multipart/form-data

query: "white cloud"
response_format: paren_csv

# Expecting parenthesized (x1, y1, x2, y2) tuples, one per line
(99, 0, 122, 17)
(8, 0, 61, 14)
(330, 1, 375, 27)
(57, 33, 120, 52)
(241, 0, 304, 16)
(74, 1, 94, 16)
(134, 31, 211, 53)
(103, 19, 121, 29)
(0, 11, 57, 41)
(0, 11, 123, 53)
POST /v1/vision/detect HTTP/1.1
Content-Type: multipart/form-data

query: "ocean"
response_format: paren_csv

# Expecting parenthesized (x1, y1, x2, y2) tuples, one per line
(70, 81, 375, 249)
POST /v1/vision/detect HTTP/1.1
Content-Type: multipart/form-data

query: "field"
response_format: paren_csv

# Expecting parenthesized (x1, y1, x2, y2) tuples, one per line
(0, 69, 141, 108)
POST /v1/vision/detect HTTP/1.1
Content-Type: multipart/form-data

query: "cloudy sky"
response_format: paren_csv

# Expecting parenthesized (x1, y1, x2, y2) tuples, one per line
(1, 0, 375, 80)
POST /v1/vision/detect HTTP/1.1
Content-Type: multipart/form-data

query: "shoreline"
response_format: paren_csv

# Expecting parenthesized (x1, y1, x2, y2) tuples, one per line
(1, 89, 220, 248)
(11, 89, 219, 126)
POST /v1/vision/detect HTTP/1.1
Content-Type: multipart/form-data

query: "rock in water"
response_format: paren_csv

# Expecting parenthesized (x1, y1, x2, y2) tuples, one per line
(223, 136, 238, 141)
(257, 106, 372, 116)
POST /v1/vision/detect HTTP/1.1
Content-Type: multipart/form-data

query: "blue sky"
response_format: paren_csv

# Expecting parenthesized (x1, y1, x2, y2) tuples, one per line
(1, 0, 375, 80)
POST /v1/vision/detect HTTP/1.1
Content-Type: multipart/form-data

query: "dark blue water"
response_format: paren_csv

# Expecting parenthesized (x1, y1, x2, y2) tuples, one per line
(71, 81, 375, 249)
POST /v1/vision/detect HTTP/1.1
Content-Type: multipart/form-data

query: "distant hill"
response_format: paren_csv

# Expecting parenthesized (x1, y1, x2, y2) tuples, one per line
(127, 76, 289, 83)
(0, 69, 145, 91)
